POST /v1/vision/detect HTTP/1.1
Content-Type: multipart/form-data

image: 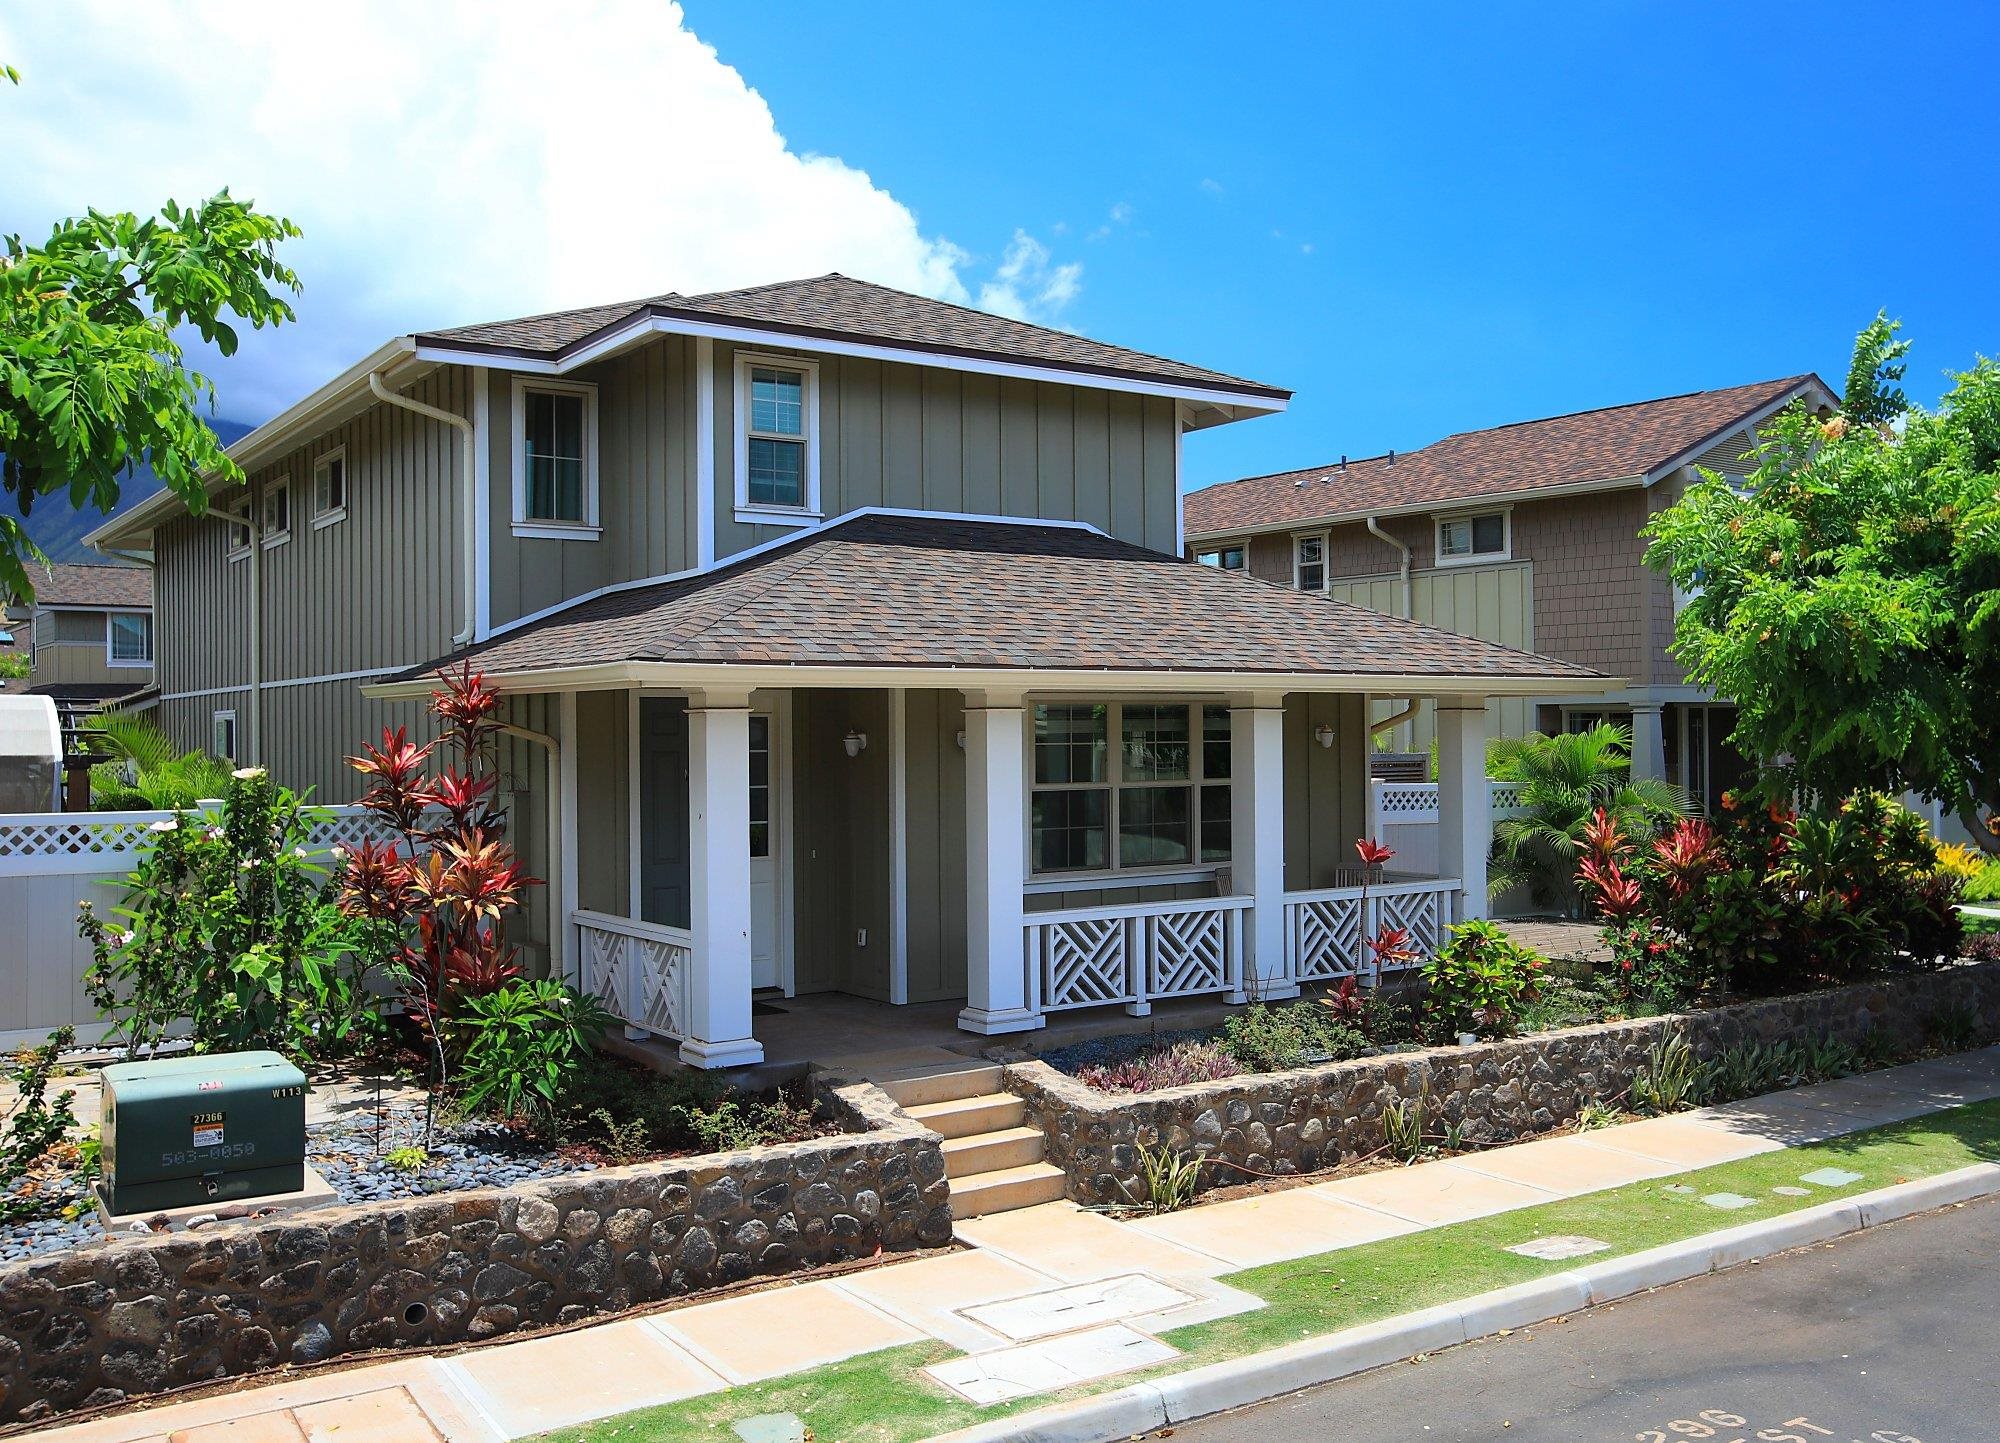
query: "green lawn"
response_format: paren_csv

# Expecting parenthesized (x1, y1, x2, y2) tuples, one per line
(543, 1101, 2000, 1443)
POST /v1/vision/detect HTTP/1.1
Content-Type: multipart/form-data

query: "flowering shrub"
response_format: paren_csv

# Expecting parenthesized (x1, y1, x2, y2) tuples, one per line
(79, 768, 368, 1057)
(1420, 919, 1545, 1038)
(1076, 1040, 1241, 1093)
(456, 978, 614, 1121)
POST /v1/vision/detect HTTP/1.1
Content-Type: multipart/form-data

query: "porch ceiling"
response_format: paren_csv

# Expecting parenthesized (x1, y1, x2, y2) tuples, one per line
(367, 512, 1614, 701)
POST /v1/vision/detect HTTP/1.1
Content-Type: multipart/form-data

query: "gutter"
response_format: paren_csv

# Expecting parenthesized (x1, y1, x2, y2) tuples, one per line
(368, 372, 477, 647)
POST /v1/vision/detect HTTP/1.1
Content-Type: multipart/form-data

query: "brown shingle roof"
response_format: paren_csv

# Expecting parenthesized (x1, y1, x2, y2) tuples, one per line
(1186, 375, 1827, 536)
(402, 514, 1601, 686)
(421, 274, 1286, 399)
(10, 563, 150, 610)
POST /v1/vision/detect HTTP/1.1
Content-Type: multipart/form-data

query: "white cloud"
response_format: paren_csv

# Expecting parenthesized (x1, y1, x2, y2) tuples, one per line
(0, 1, 1077, 419)
(1108, 201, 1134, 225)
(978, 231, 1083, 324)
(1199, 178, 1226, 196)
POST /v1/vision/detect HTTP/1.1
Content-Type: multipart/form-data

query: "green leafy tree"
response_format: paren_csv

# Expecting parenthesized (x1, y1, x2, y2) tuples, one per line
(1487, 723, 1687, 914)
(0, 65, 301, 602)
(1644, 317, 2000, 852)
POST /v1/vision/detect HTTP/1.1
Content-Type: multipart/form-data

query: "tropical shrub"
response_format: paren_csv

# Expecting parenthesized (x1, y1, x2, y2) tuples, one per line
(1076, 1039, 1241, 1093)
(82, 712, 233, 811)
(1420, 920, 1546, 1038)
(455, 978, 614, 1122)
(79, 768, 369, 1057)
(1487, 724, 1687, 915)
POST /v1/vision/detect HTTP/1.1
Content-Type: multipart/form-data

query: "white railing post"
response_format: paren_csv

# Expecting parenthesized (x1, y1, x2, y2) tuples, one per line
(1231, 694, 1296, 1000)
(961, 691, 1042, 1035)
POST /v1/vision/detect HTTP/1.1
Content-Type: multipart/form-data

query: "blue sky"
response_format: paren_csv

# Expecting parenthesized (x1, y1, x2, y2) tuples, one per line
(692, 1, 1999, 489)
(4, 2, 1994, 501)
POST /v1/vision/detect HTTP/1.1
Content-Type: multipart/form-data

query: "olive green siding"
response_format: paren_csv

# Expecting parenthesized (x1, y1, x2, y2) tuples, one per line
(573, 690, 631, 918)
(1283, 693, 1370, 890)
(901, 690, 969, 1004)
(791, 689, 893, 999)
(710, 343, 1181, 560)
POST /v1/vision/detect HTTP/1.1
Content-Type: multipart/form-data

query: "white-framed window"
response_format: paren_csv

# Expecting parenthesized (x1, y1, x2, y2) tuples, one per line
(1293, 533, 1327, 591)
(732, 353, 820, 524)
(1029, 702, 1232, 877)
(1196, 543, 1246, 570)
(311, 446, 347, 527)
(212, 709, 238, 761)
(225, 492, 253, 561)
(106, 611, 152, 666)
(511, 377, 600, 539)
(261, 478, 291, 548)
(1435, 510, 1508, 565)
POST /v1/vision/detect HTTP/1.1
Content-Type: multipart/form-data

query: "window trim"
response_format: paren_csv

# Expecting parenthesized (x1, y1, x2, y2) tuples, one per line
(311, 445, 348, 529)
(1025, 699, 1233, 882)
(1292, 531, 1328, 592)
(1196, 541, 1247, 571)
(260, 477, 292, 549)
(104, 609, 153, 668)
(731, 352, 821, 526)
(1433, 507, 1511, 567)
(212, 708, 238, 762)
(510, 376, 602, 540)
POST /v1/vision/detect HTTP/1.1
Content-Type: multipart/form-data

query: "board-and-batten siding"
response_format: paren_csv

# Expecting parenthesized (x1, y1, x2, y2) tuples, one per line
(483, 338, 700, 630)
(708, 343, 1181, 562)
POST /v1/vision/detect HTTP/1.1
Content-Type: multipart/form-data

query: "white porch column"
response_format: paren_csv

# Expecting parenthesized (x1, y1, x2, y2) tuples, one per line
(1630, 701, 1667, 783)
(959, 690, 1042, 1035)
(681, 687, 764, 1068)
(1231, 694, 1295, 1001)
(1435, 696, 1491, 923)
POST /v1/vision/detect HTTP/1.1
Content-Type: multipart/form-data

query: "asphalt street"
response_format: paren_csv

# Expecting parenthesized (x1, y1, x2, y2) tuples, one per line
(1168, 1193, 2000, 1442)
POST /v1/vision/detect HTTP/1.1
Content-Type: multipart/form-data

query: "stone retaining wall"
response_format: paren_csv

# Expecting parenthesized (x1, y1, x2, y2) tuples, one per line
(1009, 962, 2000, 1208)
(0, 1080, 950, 1426)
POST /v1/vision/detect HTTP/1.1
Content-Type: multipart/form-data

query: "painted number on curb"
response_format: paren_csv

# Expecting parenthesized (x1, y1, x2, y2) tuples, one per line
(1636, 1415, 1920, 1443)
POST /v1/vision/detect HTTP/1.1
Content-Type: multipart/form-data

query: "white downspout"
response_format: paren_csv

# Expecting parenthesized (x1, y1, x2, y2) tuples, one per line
(213, 500, 263, 762)
(369, 372, 477, 647)
(1365, 514, 1417, 751)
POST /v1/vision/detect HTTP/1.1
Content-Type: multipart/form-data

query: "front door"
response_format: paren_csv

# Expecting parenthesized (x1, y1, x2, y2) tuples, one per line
(748, 711, 780, 990)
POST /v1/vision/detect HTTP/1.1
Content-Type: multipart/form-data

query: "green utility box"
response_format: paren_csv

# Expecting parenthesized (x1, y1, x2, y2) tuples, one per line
(99, 1051, 308, 1215)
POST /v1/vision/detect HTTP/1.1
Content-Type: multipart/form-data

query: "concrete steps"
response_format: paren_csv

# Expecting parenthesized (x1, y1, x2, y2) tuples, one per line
(905, 1091, 1028, 1139)
(860, 1055, 1064, 1218)
(948, 1161, 1069, 1218)
(942, 1125, 1047, 1178)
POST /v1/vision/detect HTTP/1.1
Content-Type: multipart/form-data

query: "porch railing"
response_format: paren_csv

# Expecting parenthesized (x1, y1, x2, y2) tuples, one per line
(573, 909, 692, 1041)
(1024, 896, 1250, 1015)
(1283, 876, 1459, 985)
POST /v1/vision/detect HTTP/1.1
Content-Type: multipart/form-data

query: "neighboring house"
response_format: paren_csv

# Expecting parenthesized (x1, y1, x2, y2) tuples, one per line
(1184, 375, 1838, 812)
(0, 562, 155, 710)
(90, 274, 1602, 1068)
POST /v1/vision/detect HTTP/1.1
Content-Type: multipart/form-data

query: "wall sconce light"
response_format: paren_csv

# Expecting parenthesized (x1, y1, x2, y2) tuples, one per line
(843, 730, 869, 758)
(1314, 723, 1337, 750)
(954, 730, 967, 751)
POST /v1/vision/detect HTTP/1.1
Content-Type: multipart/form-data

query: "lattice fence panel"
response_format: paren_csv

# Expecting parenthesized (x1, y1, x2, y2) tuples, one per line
(1146, 907, 1232, 999)
(1040, 915, 1130, 1010)
(1291, 895, 1365, 982)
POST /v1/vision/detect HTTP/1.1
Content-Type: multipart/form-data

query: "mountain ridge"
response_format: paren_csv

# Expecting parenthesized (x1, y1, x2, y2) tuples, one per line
(4, 418, 256, 563)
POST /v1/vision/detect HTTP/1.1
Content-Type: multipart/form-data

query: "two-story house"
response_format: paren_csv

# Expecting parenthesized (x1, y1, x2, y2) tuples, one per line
(0, 562, 155, 711)
(90, 274, 1603, 1070)
(1184, 376, 1838, 812)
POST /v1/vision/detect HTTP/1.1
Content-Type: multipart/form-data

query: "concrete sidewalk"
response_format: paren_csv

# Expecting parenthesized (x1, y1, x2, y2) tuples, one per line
(32, 1047, 2000, 1443)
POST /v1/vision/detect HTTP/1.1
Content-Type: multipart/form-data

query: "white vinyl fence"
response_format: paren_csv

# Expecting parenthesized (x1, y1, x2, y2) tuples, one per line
(1373, 779, 1527, 877)
(0, 806, 400, 1048)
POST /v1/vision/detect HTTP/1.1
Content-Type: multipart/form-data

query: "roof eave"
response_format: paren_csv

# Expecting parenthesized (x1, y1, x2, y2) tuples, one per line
(1185, 473, 1648, 545)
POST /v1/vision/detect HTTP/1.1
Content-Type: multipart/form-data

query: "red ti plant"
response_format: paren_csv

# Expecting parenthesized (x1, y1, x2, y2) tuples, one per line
(1351, 837, 1397, 980)
(338, 666, 539, 1130)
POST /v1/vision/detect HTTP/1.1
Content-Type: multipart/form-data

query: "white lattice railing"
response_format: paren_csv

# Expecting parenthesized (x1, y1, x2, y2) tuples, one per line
(0, 804, 403, 878)
(1373, 779, 1527, 822)
(1024, 896, 1249, 1015)
(574, 909, 692, 1041)
(1284, 877, 1459, 985)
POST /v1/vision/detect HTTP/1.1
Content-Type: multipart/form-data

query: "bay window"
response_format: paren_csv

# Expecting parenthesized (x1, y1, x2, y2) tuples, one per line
(1029, 701, 1232, 876)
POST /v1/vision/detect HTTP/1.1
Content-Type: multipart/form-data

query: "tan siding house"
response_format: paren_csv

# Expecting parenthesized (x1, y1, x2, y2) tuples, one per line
(92, 273, 1603, 1070)
(1, 563, 153, 707)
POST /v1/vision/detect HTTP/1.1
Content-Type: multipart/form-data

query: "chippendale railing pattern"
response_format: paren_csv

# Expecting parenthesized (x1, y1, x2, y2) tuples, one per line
(0, 805, 402, 877)
(1025, 896, 1249, 1015)
(573, 909, 692, 1041)
(1283, 877, 1459, 984)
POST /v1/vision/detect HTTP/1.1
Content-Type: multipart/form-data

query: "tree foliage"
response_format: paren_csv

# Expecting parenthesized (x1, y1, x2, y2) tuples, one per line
(1643, 317, 2000, 852)
(0, 65, 301, 602)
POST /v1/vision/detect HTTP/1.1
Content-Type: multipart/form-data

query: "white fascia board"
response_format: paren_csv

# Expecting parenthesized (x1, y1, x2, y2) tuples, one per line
(414, 315, 1289, 417)
(365, 660, 1619, 703)
(1639, 380, 1834, 486)
(482, 506, 1113, 640)
(1182, 473, 1647, 546)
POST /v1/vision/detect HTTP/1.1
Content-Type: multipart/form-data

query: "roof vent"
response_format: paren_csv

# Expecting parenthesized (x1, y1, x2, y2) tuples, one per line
(1293, 477, 1309, 487)
(1388, 449, 1396, 466)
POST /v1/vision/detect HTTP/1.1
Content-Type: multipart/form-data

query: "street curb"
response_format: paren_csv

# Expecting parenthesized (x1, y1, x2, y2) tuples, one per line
(925, 1161, 2000, 1443)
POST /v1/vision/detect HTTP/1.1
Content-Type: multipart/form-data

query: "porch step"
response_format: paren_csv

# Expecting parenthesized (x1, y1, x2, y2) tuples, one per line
(876, 1062, 1005, 1110)
(948, 1161, 1068, 1219)
(941, 1125, 1046, 1179)
(906, 1091, 1027, 1140)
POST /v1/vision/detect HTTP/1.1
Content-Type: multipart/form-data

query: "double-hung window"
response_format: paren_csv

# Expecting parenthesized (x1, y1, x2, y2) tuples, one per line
(1030, 702, 1232, 876)
(1436, 510, 1508, 564)
(107, 612, 152, 666)
(734, 355, 819, 522)
(1294, 534, 1326, 591)
(512, 378, 599, 537)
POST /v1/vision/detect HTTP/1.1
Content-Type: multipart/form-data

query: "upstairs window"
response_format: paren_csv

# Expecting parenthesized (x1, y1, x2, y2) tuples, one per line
(261, 479, 291, 547)
(1436, 510, 1508, 564)
(1294, 534, 1326, 591)
(312, 447, 347, 526)
(734, 355, 819, 522)
(1196, 544, 1246, 570)
(512, 378, 599, 537)
(107, 612, 152, 665)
